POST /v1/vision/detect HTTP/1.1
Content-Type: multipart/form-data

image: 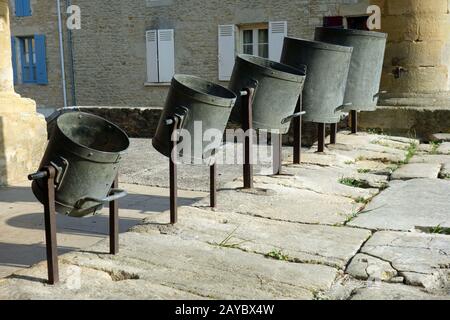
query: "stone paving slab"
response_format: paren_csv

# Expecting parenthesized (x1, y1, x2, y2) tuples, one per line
(323, 277, 449, 300)
(285, 152, 354, 168)
(0, 232, 340, 300)
(0, 183, 206, 278)
(437, 142, 450, 155)
(196, 182, 364, 226)
(0, 264, 203, 300)
(248, 164, 382, 200)
(410, 154, 450, 165)
(355, 231, 450, 293)
(119, 139, 294, 192)
(432, 133, 450, 143)
(349, 179, 450, 231)
(391, 163, 441, 180)
(133, 206, 372, 269)
(348, 282, 449, 300)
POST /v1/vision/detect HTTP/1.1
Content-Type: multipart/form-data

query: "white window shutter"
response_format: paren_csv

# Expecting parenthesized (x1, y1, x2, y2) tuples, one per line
(218, 25, 235, 81)
(146, 30, 159, 83)
(269, 21, 287, 62)
(158, 29, 175, 83)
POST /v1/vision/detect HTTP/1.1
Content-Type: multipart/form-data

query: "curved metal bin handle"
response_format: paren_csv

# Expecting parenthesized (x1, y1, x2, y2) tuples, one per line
(46, 107, 81, 124)
(335, 103, 353, 112)
(76, 189, 128, 208)
(373, 91, 388, 100)
(281, 111, 306, 124)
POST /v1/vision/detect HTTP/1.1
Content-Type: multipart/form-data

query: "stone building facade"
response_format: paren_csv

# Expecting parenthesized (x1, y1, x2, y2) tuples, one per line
(10, 0, 450, 140)
(10, 0, 363, 111)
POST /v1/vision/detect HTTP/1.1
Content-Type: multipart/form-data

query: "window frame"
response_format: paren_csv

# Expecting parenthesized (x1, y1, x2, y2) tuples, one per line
(19, 36, 38, 84)
(239, 23, 269, 59)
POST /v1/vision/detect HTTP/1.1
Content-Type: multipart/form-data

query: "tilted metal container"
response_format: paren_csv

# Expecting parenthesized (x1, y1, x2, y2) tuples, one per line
(152, 74, 237, 162)
(228, 54, 306, 134)
(281, 38, 353, 124)
(314, 27, 387, 112)
(32, 112, 130, 217)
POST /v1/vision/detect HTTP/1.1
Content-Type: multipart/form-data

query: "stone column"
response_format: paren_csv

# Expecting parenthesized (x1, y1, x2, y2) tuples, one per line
(374, 0, 450, 104)
(0, 0, 47, 185)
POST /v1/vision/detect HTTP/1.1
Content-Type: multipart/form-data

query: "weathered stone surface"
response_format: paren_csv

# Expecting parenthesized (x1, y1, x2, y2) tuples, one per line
(134, 206, 371, 269)
(350, 282, 450, 300)
(0, 232, 340, 299)
(416, 144, 434, 153)
(410, 154, 450, 165)
(432, 133, 450, 142)
(197, 182, 364, 226)
(391, 163, 441, 180)
(350, 179, 450, 231)
(286, 151, 354, 168)
(358, 231, 450, 293)
(120, 139, 291, 192)
(437, 142, 450, 154)
(346, 253, 398, 282)
(0, 263, 203, 300)
(244, 165, 379, 201)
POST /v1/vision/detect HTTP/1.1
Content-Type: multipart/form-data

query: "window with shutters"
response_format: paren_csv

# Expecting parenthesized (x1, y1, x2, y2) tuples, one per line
(218, 21, 287, 81)
(146, 29, 175, 84)
(19, 37, 37, 83)
(14, 0, 32, 17)
(240, 25, 269, 59)
(11, 35, 48, 85)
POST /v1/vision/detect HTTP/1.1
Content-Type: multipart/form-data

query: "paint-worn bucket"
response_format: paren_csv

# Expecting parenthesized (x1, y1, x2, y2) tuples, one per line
(152, 74, 237, 162)
(32, 112, 130, 217)
(228, 54, 306, 134)
(315, 27, 387, 112)
(281, 38, 353, 123)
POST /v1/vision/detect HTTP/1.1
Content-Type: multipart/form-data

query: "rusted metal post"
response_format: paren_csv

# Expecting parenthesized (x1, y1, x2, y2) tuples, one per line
(317, 123, 326, 153)
(169, 118, 179, 224)
(210, 163, 217, 208)
(43, 166, 59, 285)
(293, 96, 302, 164)
(242, 88, 254, 189)
(351, 110, 358, 134)
(330, 123, 337, 144)
(109, 174, 119, 255)
(272, 133, 283, 175)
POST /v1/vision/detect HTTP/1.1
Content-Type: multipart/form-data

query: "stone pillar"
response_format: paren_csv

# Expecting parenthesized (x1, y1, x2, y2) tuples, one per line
(375, 0, 450, 103)
(0, 0, 47, 185)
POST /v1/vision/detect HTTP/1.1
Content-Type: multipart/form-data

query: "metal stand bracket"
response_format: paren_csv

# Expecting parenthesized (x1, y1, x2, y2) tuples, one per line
(28, 168, 121, 285)
(241, 88, 255, 189)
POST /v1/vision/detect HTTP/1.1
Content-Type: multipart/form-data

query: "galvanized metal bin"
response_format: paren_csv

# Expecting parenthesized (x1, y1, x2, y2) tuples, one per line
(32, 112, 130, 217)
(315, 27, 387, 112)
(281, 38, 353, 124)
(152, 74, 237, 161)
(228, 54, 306, 134)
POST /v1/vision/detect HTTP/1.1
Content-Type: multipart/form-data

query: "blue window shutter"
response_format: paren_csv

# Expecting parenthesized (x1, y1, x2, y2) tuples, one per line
(14, 0, 24, 17)
(23, 0, 32, 16)
(35, 35, 48, 84)
(11, 37, 17, 85)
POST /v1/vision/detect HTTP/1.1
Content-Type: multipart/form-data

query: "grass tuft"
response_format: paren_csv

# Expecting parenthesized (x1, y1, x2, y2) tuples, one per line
(265, 249, 290, 261)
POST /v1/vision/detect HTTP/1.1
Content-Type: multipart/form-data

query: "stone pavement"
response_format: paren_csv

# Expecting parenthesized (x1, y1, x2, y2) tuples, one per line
(0, 132, 449, 300)
(0, 183, 206, 278)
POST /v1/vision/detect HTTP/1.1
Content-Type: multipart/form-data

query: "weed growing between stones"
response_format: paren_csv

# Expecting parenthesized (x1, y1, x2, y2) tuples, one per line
(339, 177, 366, 188)
(216, 226, 253, 249)
(430, 141, 442, 155)
(265, 249, 290, 261)
(354, 197, 369, 204)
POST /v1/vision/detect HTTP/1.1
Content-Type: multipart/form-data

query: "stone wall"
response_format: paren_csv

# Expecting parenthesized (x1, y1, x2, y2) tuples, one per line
(10, 0, 74, 109)
(372, 0, 450, 95)
(38, 0, 357, 109)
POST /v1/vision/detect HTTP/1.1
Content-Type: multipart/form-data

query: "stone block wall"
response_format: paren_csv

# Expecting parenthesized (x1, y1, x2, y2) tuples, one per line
(42, 0, 357, 109)
(10, 0, 74, 109)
